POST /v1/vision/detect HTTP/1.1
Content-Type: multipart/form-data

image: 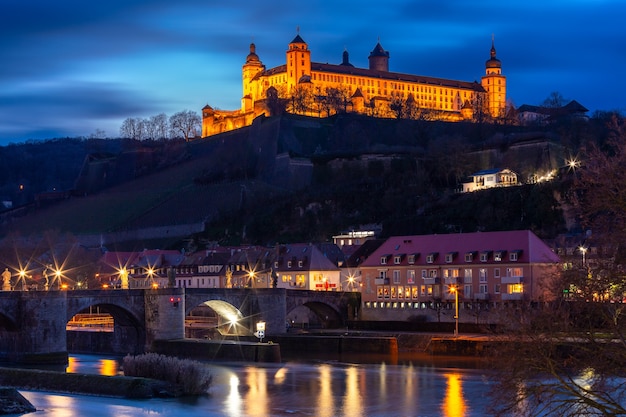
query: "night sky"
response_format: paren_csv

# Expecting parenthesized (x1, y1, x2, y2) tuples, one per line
(1, 0, 624, 143)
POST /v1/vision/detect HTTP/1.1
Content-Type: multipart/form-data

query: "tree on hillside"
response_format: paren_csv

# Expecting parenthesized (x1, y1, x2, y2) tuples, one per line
(146, 113, 169, 140)
(169, 110, 201, 142)
(488, 115, 626, 416)
(572, 116, 626, 248)
(542, 91, 567, 109)
(120, 117, 144, 140)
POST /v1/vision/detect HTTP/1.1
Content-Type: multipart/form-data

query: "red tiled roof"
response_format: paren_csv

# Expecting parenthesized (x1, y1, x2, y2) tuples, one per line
(361, 230, 560, 267)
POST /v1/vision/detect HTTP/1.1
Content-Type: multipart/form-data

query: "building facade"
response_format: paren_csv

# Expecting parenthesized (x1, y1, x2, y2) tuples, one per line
(202, 33, 506, 137)
(462, 168, 519, 192)
(358, 230, 560, 321)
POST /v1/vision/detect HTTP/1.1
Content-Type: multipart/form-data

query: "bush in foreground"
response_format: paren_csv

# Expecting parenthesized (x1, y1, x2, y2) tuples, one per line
(123, 353, 212, 395)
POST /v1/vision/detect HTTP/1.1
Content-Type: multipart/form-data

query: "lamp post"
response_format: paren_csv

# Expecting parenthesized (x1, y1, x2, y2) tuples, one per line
(255, 321, 266, 343)
(451, 285, 459, 338)
(579, 246, 587, 267)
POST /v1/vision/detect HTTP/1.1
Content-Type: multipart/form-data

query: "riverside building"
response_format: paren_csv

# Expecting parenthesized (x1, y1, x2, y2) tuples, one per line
(358, 230, 560, 322)
(202, 32, 506, 137)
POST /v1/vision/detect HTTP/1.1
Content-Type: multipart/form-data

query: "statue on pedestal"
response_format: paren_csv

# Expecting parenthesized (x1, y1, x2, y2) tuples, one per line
(2, 268, 11, 291)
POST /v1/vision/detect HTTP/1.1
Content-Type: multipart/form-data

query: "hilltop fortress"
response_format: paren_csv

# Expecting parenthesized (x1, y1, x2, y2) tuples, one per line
(202, 32, 506, 137)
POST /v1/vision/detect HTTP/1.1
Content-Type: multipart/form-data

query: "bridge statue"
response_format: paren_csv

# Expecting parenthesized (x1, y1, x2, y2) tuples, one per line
(167, 266, 176, 288)
(2, 268, 10, 291)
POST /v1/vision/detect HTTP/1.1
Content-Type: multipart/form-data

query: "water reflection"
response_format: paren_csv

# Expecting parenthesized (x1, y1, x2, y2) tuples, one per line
(66, 356, 120, 376)
(442, 372, 467, 417)
(24, 355, 492, 416)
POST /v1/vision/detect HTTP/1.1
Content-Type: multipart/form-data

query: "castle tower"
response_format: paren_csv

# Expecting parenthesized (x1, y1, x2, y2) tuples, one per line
(242, 43, 265, 113)
(286, 32, 311, 93)
(368, 41, 389, 72)
(481, 37, 506, 118)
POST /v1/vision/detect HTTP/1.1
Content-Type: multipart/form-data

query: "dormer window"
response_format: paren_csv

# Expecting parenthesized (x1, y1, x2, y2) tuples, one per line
(510, 251, 522, 261)
(287, 261, 292, 268)
(408, 254, 416, 264)
(445, 252, 457, 263)
(426, 253, 436, 264)
(494, 251, 505, 262)
(480, 252, 490, 262)
(298, 260, 303, 268)
(380, 255, 389, 265)
(464, 252, 475, 262)
(394, 255, 402, 265)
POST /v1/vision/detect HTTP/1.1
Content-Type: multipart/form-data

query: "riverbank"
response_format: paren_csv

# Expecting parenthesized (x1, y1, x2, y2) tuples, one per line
(0, 367, 178, 399)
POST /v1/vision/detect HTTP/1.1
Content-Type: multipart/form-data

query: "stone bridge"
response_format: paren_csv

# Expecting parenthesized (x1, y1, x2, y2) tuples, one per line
(0, 288, 360, 364)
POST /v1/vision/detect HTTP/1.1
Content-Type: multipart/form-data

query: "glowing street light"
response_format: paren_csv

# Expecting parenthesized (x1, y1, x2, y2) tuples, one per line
(55, 269, 62, 290)
(18, 269, 27, 291)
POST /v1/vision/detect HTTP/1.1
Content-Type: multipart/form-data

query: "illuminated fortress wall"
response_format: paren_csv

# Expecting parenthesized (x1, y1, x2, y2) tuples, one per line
(202, 33, 506, 137)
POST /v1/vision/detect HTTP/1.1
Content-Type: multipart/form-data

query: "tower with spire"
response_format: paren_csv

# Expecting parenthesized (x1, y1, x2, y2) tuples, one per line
(242, 43, 265, 113)
(481, 36, 507, 118)
(286, 30, 311, 93)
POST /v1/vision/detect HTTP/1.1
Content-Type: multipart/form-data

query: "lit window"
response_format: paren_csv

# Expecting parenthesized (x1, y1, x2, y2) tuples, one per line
(479, 269, 487, 282)
(408, 270, 416, 284)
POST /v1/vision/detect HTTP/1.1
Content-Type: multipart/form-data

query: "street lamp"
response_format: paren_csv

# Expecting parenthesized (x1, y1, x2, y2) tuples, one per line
(255, 321, 266, 343)
(450, 285, 459, 338)
(579, 246, 587, 267)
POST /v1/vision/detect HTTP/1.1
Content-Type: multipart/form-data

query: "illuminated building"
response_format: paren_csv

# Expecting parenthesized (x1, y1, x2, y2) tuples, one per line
(358, 230, 560, 321)
(202, 32, 506, 137)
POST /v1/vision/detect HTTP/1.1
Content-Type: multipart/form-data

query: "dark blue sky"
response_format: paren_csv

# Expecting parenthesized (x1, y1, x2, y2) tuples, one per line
(0, 0, 624, 143)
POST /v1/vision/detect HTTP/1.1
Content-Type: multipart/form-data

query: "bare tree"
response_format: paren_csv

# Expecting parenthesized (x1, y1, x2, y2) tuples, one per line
(542, 91, 567, 108)
(169, 110, 201, 142)
(120, 117, 143, 140)
(288, 85, 312, 115)
(489, 118, 626, 416)
(389, 95, 406, 119)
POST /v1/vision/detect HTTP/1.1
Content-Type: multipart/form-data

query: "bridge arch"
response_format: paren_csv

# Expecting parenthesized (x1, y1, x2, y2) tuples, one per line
(287, 301, 342, 329)
(186, 297, 252, 337)
(66, 292, 146, 355)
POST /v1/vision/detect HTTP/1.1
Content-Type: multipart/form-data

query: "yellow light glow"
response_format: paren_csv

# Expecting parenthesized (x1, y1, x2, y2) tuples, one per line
(442, 372, 467, 417)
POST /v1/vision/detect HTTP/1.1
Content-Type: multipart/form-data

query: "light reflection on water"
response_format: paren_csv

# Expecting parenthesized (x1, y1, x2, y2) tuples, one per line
(21, 354, 493, 416)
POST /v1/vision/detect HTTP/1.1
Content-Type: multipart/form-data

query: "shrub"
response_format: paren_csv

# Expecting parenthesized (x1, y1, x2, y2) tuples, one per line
(122, 353, 212, 395)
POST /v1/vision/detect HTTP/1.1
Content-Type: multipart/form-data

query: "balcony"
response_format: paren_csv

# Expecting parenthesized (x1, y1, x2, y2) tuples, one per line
(501, 276, 523, 284)
(375, 278, 390, 285)
(474, 293, 490, 301)
(423, 277, 440, 285)
(501, 293, 524, 301)
(443, 277, 459, 285)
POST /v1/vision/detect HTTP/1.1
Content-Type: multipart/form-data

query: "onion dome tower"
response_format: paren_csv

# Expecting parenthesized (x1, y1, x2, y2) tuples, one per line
(481, 36, 506, 118)
(242, 43, 265, 113)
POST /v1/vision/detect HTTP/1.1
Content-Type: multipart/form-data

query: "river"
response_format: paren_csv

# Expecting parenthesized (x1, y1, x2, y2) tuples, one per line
(20, 354, 495, 416)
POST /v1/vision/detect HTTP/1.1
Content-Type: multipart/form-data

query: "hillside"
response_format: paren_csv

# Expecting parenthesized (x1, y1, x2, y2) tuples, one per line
(0, 112, 602, 249)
